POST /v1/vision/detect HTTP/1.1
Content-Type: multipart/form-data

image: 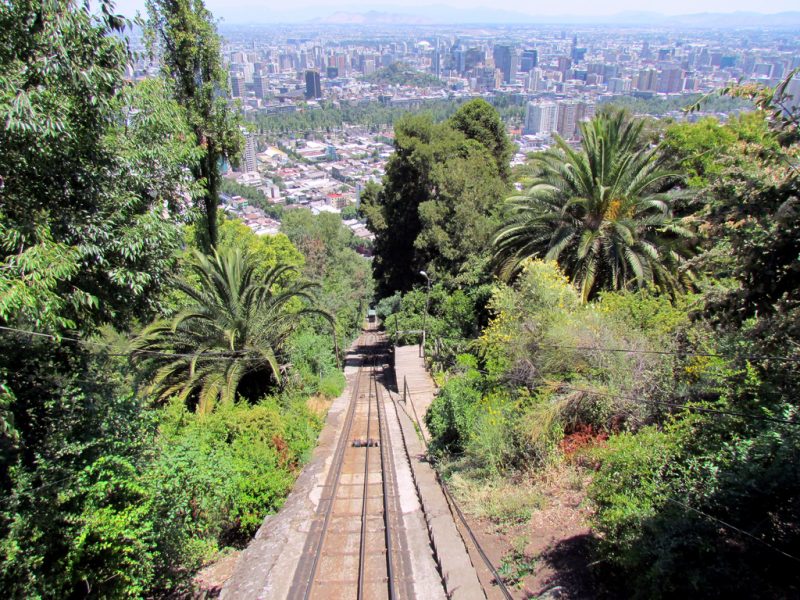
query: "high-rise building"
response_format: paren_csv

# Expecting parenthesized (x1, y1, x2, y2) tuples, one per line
(586, 73, 602, 85)
(253, 73, 269, 99)
(577, 101, 596, 125)
(608, 77, 632, 94)
(305, 70, 322, 99)
(278, 54, 295, 72)
(493, 44, 515, 84)
(637, 68, 659, 91)
(753, 63, 773, 78)
(520, 49, 538, 72)
(474, 66, 502, 91)
(243, 134, 257, 173)
(524, 101, 558, 135)
(326, 66, 339, 79)
(527, 67, 543, 91)
(657, 67, 684, 93)
(557, 56, 572, 75)
(230, 73, 245, 98)
(431, 49, 441, 78)
(784, 74, 800, 114)
(556, 99, 580, 138)
(464, 47, 484, 74)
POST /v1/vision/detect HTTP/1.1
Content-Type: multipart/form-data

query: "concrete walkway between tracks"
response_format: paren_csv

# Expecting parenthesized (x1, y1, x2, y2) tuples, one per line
(392, 345, 437, 443)
(390, 345, 485, 600)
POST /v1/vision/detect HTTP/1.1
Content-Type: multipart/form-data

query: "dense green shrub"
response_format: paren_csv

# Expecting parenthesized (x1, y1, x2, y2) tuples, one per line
(589, 426, 686, 569)
(426, 355, 483, 454)
(318, 372, 346, 399)
(149, 397, 322, 554)
(286, 328, 342, 396)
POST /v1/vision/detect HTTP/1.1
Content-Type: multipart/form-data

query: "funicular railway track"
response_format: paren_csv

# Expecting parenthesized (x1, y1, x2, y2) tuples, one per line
(288, 326, 410, 600)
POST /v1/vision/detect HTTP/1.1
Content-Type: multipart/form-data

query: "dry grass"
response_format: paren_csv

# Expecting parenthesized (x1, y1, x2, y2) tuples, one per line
(449, 473, 547, 530)
(306, 394, 332, 417)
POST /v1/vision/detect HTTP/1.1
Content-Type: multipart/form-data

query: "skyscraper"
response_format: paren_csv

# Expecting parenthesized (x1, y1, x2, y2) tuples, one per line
(557, 56, 572, 76)
(608, 77, 632, 94)
(243, 134, 257, 173)
(493, 44, 515, 84)
(520, 49, 538, 72)
(305, 70, 322, 99)
(431, 49, 441, 78)
(253, 73, 269, 99)
(557, 99, 580, 138)
(637, 68, 659, 92)
(230, 73, 245, 98)
(577, 101, 596, 127)
(524, 102, 558, 135)
(464, 47, 484, 74)
(527, 67, 543, 91)
(657, 67, 684, 94)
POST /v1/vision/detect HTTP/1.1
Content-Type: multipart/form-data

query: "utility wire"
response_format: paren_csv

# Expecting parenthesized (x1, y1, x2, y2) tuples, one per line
(579, 406, 800, 564)
(559, 384, 799, 427)
(426, 334, 800, 563)
(430, 335, 800, 363)
(665, 497, 800, 564)
(0, 324, 246, 360)
(442, 356, 795, 413)
(0, 445, 151, 510)
(539, 342, 800, 364)
(379, 345, 515, 600)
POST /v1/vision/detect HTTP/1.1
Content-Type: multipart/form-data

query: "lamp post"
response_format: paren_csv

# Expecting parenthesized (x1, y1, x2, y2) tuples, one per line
(419, 270, 431, 358)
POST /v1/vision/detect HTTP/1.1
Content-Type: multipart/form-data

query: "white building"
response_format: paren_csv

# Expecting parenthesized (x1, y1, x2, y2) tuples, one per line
(243, 134, 257, 173)
(524, 101, 558, 135)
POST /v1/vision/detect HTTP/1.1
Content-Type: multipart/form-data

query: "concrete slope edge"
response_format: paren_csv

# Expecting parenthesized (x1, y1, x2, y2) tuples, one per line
(389, 387, 487, 600)
(220, 354, 359, 599)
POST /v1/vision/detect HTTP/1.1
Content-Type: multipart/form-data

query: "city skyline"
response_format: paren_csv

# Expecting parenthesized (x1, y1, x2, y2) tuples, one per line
(112, 1, 800, 23)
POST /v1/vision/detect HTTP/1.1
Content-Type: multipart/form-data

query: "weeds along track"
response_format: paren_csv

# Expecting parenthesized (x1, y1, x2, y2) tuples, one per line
(288, 325, 410, 600)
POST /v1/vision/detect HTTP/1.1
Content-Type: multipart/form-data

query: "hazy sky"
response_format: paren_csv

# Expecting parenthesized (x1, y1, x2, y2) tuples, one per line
(112, 0, 800, 21)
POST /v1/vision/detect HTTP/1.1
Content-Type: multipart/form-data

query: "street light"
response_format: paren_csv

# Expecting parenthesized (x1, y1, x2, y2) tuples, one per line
(419, 271, 431, 358)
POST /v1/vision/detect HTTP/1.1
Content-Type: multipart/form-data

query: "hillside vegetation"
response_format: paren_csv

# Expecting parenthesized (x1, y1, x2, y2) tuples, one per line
(370, 75, 800, 596)
(0, 1, 370, 596)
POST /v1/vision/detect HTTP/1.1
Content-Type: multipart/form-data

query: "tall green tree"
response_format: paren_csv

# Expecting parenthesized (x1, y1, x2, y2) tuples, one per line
(448, 98, 514, 181)
(364, 109, 509, 296)
(415, 139, 507, 277)
(493, 111, 694, 301)
(147, 0, 243, 250)
(0, 1, 201, 595)
(133, 248, 334, 414)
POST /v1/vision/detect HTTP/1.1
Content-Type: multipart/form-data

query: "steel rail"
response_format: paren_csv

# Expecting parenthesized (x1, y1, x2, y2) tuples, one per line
(291, 332, 366, 600)
(291, 327, 400, 600)
(375, 368, 397, 600)
(357, 335, 374, 599)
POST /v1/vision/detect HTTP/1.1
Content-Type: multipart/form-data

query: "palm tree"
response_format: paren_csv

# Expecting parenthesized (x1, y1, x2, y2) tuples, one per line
(131, 248, 335, 414)
(493, 111, 694, 301)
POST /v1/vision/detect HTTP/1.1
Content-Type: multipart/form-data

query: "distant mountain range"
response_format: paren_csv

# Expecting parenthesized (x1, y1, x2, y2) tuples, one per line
(224, 5, 800, 27)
